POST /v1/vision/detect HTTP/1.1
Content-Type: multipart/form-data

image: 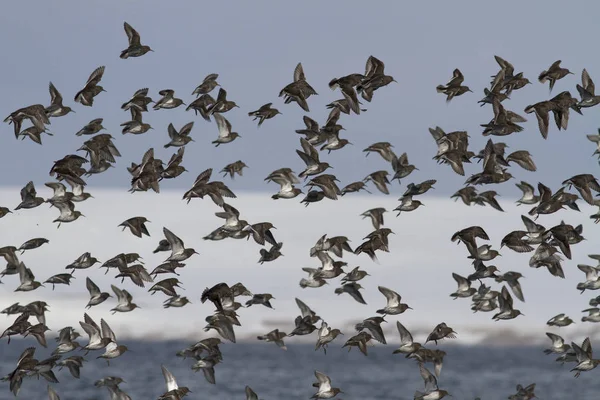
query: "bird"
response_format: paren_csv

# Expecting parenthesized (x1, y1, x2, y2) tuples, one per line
(425, 323, 457, 345)
(538, 60, 573, 92)
(570, 337, 600, 377)
(436, 69, 472, 102)
(256, 329, 287, 350)
(376, 286, 412, 315)
(393, 321, 421, 355)
(162, 228, 198, 262)
(164, 122, 194, 148)
(110, 285, 139, 314)
(45, 83, 74, 118)
(311, 371, 342, 399)
(119, 216, 150, 238)
(159, 365, 190, 399)
(192, 74, 220, 96)
(154, 90, 185, 110)
(212, 113, 241, 146)
(414, 363, 450, 400)
(120, 22, 153, 59)
(248, 103, 281, 127)
(74, 66, 106, 106)
(85, 277, 111, 309)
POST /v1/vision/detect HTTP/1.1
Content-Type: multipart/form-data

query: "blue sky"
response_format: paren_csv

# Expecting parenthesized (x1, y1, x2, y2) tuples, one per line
(1, 1, 599, 196)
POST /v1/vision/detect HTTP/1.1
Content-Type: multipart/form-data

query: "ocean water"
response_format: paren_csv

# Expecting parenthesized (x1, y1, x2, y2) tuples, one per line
(0, 340, 596, 400)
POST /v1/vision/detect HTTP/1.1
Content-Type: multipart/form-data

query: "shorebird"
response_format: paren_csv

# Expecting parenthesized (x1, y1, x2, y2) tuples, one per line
(163, 228, 198, 262)
(376, 286, 412, 315)
(192, 74, 219, 96)
(571, 337, 600, 377)
(212, 113, 241, 146)
(122, 88, 154, 112)
(279, 63, 318, 112)
(311, 371, 342, 399)
(79, 314, 113, 355)
(16, 181, 45, 210)
(544, 332, 570, 355)
(450, 273, 477, 299)
(221, 160, 247, 179)
(85, 278, 111, 309)
(45, 82, 74, 118)
(356, 317, 387, 344)
(119, 216, 150, 238)
(110, 285, 139, 314)
(120, 22, 153, 59)
(159, 365, 190, 399)
(425, 323, 457, 345)
(437, 68, 472, 102)
(393, 321, 421, 355)
(257, 329, 287, 350)
(18, 238, 49, 254)
(357, 55, 396, 102)
(547, 313, 574, 327)
(415, 363, 450, 400)
(315, 322, 343, 354)
(248, 103, 281, 127)
(74, 66, 106, 106)
(96, 320, 127, 365)
(334, 282, 366, 304)
(538, 60, 573, 92)
(165, 122, 194, 148)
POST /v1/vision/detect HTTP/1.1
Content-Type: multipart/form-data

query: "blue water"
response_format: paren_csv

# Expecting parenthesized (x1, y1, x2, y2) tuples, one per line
(0, 340, 595, 399)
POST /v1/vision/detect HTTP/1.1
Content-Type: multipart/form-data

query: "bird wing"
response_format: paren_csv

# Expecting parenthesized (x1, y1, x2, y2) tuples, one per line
(293, 63, 305, 82)
(245, 386, 259, 400)
(48, 82, 63, 105)
(546, 332, 564, 347)
(85, 277, 101, 297)
(163, 227, 184, 254)
(85, 66, 105, 88)
(378, 286, 400, 307)
(111, 285, 126, 304)
(419, 363, 438, 392)
(179, 121, 194, 137)
(161, 365, 179, 391)
(214, 113, 232, 138)
(100, 319, 117, 342)
(396, 321, 413, 344)
(17, 261, 32, 285)
(47, 386, 60, 400)
(572, 341, 590, 364)
(452, 273, 471, 291)
(123, 22, 141, 46)
(79, 321, 101, 345)
(295, 298, 315, 319)
(167, 123, 178, 140)
(582, 69, 595, 94)
(314, 371, 331, 392)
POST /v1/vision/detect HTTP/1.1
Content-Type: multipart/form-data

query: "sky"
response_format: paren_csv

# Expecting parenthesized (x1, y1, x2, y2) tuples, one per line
(1, 1, 600, 348)
(0, 1, 599, 196)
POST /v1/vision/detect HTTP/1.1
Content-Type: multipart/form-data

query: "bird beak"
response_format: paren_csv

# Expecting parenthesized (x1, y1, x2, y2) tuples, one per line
(70, 110, 76, 114)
